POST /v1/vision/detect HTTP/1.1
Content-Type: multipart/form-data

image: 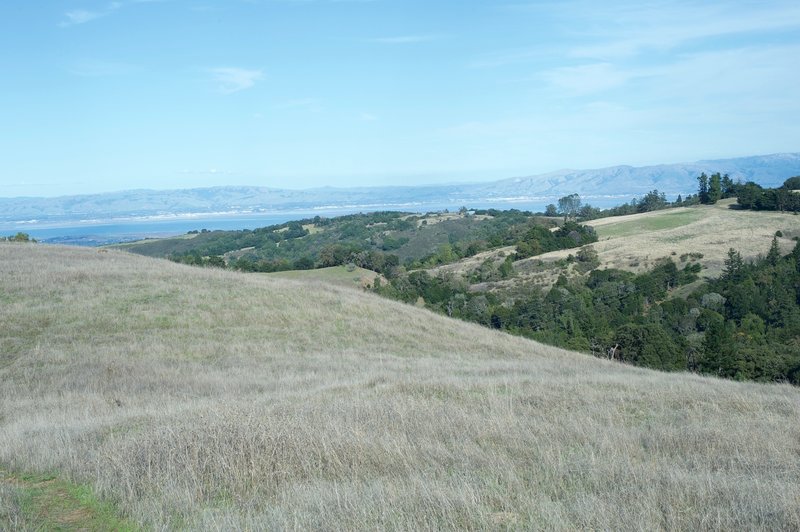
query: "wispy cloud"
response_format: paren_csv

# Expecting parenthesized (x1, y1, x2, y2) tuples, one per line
(60, 0, 165, 27)
(208, 67, 264, 93)
(567, 2, 800, 60)
(61, 9, 106, 26)
(476, 1, 800, 67)
(359, 112, 378, 121)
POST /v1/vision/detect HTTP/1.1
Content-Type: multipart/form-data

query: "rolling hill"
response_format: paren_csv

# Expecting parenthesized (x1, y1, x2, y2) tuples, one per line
(1, 243, 799, 529)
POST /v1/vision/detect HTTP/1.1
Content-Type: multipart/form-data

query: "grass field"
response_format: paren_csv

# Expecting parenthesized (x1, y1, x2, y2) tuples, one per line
(264, 265, 380, 289)
(590, 208, 706, 239)
(2, 243, 799, 530)
(508, 200, 800, 284)
(426, 201, 800, 293)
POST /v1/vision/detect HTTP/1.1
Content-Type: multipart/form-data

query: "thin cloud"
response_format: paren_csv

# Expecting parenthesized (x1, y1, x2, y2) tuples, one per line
(569, 3, 800, 60)
(60, 9, 106, 26)
(60, 0, 165, 27)
(209, 67, 264, 94)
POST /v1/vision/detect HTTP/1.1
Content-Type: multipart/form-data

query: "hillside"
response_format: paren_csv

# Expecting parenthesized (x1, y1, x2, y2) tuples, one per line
(1, 244, 799, 529)
(469, 199, 800, 289)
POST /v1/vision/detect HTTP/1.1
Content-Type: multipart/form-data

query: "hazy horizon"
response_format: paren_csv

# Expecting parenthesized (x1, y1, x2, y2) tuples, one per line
(2, 1, 799, 197)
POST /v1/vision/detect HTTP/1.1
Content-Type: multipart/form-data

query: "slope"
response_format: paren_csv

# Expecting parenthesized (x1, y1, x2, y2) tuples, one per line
(1, 244, 799, 530)
(562, 199, 797, 277)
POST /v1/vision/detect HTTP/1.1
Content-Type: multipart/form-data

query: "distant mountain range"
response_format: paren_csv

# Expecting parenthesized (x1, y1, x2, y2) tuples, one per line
(2, 153, 799, 225)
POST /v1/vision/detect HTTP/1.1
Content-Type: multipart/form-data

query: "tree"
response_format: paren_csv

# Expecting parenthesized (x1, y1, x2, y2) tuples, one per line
(737, 182, 763, 209)
(708, 172, 722, 204)
(721, 173, 735, 197)
(697, 173, 709, 204)
(544, 204, 558, 217)
(766, 236, 781, 266)
(615, 323, 683, 370)
(637, 190, 667, 212)
(3, 232, 35, 242)
(722, 248, 744, 283)
(557, 194, 582, 219)
(784, 176, 800, 190)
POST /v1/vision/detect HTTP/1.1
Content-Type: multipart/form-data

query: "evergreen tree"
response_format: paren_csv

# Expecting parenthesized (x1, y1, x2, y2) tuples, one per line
(722, 248, 744, 283)
(708, 173, 722, 204)
(697, 173, 709, 204)
(767, 236, 781, 266)
(721, 173, 735, 197)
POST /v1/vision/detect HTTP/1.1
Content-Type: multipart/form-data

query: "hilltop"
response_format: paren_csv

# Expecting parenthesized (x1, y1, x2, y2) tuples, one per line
(1, 244, 799, 529)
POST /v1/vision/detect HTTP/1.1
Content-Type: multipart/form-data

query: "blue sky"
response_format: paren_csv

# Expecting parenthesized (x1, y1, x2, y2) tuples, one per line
(1, 0, 799, 197)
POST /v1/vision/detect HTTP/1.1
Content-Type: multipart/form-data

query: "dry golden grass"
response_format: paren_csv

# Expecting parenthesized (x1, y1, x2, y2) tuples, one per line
(482, 201, 800, 293)
(575, 201, 798, 276)
(1, 243, 799, 530)
(264, 265, 382, 289)
(428, 246, 516, 278)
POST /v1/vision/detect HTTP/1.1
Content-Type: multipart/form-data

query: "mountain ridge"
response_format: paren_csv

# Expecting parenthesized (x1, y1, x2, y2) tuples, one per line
(2, 152, 798, 224)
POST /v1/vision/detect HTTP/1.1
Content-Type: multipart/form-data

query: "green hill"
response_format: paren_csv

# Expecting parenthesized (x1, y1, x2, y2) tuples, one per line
(1, 244, 799, 529)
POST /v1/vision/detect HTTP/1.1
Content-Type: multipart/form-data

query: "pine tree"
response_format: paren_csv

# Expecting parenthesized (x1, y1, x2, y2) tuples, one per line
(708, 173, 722, 204)
(767, 236, 781, 266)
(722, 248, 744, 283)
(697, 173, 709, 204)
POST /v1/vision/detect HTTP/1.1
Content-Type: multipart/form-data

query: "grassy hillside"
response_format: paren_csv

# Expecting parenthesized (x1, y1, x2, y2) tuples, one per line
(445, 200, 799, 295)
(264, 265, 381, 289)
(1, 243, 799, 530)
(563, 200, 798, 277)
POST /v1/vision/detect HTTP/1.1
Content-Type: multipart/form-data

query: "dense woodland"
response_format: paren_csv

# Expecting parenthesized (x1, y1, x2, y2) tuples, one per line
(116, 177, 800, 385)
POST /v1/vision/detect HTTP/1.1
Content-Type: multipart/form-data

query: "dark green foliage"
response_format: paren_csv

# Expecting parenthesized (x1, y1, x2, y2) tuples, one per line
(698, 173, 709, 204)
(697, 172, 729, 204)
(615, 324, 683, 370)
(708, 173, 722, 203)
(637, 190, 668, 213)
(1, 232, 36, 242)
(736, 179, 800, 212)
(514, 222, 597, 260)
(784, 176, 800, 190)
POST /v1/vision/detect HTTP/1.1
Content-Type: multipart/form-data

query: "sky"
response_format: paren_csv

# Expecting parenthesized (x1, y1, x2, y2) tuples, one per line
(1, 0, 799, 197)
